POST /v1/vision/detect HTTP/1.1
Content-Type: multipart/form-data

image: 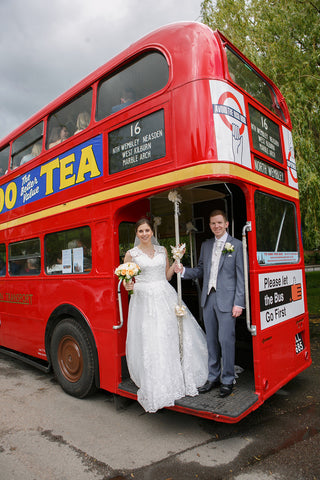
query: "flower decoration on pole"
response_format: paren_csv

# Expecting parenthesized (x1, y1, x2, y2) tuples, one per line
(170, 243, 186, 262)
(170, 243, 187, 318)
(168, 190, 182, 204)
(115, 262, 141, 295)
(168, 189, 185, 361)
(153, 216, 161, 241)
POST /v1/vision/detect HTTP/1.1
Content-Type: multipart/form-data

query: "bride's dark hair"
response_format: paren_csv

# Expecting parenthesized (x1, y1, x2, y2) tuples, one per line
(135, 218, 153, 233)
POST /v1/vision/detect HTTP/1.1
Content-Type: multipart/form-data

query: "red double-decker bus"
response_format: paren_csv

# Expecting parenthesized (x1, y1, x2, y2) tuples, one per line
(0, 22, 310, 423)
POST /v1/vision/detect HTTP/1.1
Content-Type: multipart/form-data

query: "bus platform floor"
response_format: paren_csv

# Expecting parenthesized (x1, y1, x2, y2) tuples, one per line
(118, 368, 258, 419)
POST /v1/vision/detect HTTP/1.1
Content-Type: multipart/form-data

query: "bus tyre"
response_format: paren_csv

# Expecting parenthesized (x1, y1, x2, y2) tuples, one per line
(50, 318, 96, 398)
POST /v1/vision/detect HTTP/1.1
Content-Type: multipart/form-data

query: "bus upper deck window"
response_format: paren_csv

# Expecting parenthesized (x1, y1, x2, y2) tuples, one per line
(0, 146, 10, 176)
(225, 47, 285, 121)
(11, 122, 43, 170)
(96, 51, 169, 121)
(46, 90, 92, 149)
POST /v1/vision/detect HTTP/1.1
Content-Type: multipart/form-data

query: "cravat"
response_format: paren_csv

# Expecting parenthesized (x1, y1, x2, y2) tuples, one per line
(208, 240, 224, 293)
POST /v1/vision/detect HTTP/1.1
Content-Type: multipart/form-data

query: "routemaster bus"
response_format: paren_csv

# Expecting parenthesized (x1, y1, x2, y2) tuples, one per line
(0, 22, 310, 423)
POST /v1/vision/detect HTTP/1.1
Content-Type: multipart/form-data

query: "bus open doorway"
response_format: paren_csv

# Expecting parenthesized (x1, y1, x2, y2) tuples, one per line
(116, 181, 259, 423)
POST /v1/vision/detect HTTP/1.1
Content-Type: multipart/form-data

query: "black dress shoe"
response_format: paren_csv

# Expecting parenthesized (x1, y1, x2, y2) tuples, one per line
(219, 384, 233, 398)
(198, 380, 220, 393)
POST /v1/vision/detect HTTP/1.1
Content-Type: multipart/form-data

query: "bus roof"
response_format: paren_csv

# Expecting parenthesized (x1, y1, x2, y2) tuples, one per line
(0, 21, 286, 147)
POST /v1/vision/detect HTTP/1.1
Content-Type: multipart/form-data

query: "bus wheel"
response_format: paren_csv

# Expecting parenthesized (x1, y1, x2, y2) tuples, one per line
(50, 318, 96, 398)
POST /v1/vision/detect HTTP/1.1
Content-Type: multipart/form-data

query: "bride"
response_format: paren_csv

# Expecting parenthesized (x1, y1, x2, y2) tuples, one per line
(123, 218, 208, 413)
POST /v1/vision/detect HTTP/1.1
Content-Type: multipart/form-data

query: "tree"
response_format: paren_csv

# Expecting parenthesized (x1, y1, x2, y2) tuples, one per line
(201, 0, 320, 249)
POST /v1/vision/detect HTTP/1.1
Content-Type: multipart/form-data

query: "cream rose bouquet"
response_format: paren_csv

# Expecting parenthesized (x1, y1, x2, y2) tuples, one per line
(115, 262, 141, 295)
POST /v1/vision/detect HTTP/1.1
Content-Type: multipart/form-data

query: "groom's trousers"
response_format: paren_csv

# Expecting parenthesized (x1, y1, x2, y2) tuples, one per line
(203, 289, 236, 386)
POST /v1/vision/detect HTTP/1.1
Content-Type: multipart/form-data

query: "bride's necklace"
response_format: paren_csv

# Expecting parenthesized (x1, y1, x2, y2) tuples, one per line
(138, 245, 155, 258)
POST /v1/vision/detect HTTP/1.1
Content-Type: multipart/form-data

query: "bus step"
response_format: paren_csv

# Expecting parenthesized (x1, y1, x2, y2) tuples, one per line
(0, 346, 50, 373)
(118, 369, 259, 420)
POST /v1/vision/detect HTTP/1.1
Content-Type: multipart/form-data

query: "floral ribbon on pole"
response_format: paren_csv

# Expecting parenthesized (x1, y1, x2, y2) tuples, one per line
(168, 190, 185, 361)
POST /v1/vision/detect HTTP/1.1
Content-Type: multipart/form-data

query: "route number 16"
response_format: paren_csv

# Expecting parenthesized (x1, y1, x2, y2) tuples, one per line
(130, 122, 141, 136)
(261, 116, 268, 131)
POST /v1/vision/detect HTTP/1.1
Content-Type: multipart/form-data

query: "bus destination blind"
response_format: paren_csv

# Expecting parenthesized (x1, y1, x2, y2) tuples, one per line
(108, 109, 166, 174)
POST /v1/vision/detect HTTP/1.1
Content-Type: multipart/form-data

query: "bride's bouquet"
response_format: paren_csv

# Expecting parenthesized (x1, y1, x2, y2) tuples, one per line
(115, 262, 141, 295)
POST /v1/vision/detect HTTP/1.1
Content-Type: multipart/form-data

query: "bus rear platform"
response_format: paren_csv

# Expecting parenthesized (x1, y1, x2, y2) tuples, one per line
(118, 369, 259, 423)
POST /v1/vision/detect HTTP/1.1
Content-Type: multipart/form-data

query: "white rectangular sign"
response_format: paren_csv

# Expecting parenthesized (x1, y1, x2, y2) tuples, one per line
(259, 269, 305, 330)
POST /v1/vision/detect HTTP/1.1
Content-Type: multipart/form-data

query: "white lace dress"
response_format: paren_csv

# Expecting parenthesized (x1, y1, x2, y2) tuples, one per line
(126, 245, 208, 413)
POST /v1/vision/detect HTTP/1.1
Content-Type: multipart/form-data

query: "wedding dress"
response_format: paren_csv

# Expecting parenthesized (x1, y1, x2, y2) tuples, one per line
(126, 245, 208, 413)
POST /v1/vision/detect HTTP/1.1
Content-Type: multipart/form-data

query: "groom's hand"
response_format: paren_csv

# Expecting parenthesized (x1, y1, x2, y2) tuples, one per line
(232, 306, 243, 318)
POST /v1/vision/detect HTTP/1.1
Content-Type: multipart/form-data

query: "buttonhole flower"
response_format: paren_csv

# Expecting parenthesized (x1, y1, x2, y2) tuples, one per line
(222, 242, 234, 255)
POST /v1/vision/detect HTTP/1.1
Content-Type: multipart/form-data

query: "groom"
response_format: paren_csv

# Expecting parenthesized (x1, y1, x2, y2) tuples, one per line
(177, 210, 245, 398)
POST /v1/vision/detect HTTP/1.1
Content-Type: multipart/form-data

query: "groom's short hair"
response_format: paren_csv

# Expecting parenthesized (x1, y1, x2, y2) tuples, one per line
(209, 209, 228, 221)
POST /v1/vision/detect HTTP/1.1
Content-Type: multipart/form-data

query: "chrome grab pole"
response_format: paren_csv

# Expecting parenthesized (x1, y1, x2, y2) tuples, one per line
(113, 279, 124, 330)
(242, 221, 256, 336)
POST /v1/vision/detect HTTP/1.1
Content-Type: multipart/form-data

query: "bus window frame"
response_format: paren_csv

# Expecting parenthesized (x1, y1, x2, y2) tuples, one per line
(96, 49, 170, 123)
(0, 145, 10, 177)
(46, 89, 93, 151)
(0, 243, 6, 276)
(254, 190, 300, 266)
(11, 121, 44, 171)
(222, 42, 286, 123)
(8, 237, 41, 276)
(44, 225, 92, 276)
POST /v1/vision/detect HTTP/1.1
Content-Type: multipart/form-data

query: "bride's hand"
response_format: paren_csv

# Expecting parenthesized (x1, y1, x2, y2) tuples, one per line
(123, 280, 134, 291)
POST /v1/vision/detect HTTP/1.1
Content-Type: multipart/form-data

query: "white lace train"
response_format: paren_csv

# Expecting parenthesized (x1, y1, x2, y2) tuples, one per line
(126, 246, 208, 413)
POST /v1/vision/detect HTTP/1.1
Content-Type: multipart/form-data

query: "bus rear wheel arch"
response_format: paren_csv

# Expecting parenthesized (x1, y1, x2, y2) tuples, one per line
(50, 317, 97, 398)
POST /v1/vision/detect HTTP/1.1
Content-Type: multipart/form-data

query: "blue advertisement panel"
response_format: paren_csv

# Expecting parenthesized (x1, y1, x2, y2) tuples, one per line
(0, 135, 103, 215)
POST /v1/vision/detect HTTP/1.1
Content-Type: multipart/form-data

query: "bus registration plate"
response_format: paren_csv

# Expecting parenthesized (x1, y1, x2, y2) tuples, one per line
(295, 333, 305, 354)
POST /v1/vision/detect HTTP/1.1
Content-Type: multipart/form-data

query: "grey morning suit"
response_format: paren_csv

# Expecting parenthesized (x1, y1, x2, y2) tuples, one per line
(183, 234, 245, 385)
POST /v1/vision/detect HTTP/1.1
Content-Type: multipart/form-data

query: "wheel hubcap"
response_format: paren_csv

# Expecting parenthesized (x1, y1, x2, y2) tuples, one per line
(57, 335, 83, 382)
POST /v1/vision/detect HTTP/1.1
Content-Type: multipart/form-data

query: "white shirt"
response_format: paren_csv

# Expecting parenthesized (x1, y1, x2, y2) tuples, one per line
(207, 232, 228, 293)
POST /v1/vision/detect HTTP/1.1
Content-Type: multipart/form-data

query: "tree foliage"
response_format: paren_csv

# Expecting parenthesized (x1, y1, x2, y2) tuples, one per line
(201, 0, 320, 249)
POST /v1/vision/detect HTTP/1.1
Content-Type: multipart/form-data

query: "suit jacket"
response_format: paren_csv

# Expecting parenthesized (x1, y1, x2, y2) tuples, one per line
(183, 234, 245, 312)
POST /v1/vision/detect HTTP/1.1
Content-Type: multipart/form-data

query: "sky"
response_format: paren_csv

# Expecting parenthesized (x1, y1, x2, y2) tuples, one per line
(0, 0, 202, 142)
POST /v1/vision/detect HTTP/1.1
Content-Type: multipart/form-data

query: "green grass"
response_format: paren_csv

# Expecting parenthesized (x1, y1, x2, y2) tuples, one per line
(305, 271, 320, 318)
